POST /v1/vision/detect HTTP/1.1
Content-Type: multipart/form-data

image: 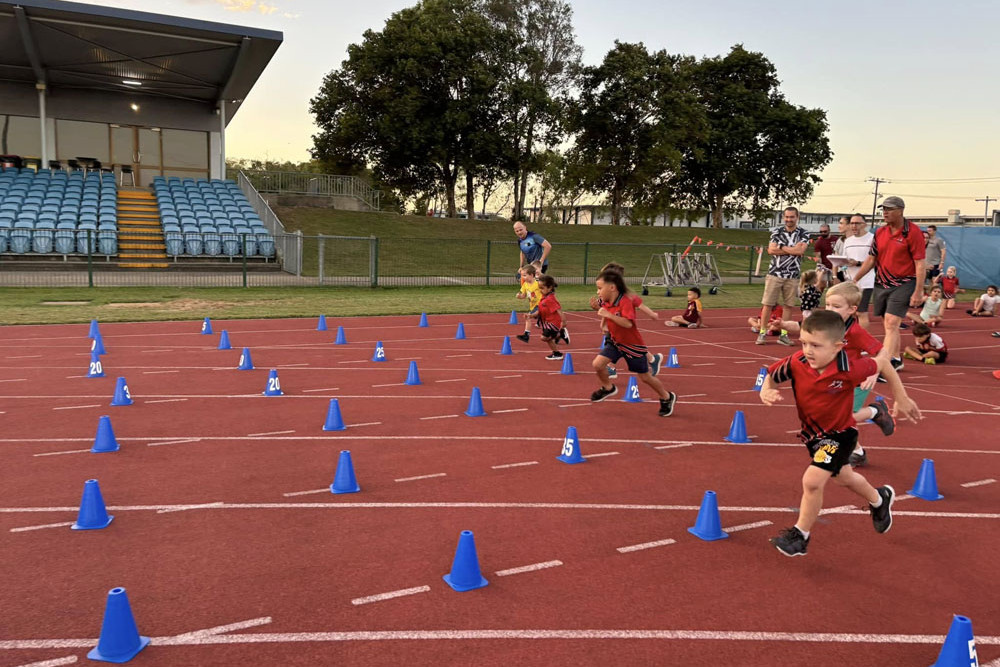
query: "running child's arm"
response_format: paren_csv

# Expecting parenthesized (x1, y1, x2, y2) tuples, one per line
(874, 356, 922, 424)
(638, 303, 659, 320)
(597, 308, 633, 328)
(759, 374, 783, 406)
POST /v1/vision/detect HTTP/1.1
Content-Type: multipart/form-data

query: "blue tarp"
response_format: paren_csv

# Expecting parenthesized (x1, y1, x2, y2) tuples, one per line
(931, 227, 1000, 289)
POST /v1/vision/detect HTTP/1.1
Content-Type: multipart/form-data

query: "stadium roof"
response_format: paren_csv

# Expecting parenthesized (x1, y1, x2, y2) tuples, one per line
(0, 0, 282, 122)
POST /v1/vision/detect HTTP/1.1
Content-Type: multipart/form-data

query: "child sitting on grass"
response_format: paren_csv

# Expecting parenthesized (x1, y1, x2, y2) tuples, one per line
(666, 287, 704, 328)
(903, 322, 948, 364)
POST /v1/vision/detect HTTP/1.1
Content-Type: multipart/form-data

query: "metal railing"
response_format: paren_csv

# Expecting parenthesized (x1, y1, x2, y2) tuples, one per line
(234, 170, 300, 276)
(231, 170, 381, 211)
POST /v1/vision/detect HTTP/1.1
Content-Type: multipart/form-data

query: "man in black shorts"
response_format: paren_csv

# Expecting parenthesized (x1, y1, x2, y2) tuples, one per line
(852, 197, 926, 369)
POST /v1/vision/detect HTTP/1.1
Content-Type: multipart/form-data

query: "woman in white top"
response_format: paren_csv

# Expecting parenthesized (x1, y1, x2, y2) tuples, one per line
(842, 214, 875, 329)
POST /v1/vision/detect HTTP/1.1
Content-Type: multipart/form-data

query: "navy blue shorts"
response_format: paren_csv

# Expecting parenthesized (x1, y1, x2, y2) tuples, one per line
(599, 343, 649, 374)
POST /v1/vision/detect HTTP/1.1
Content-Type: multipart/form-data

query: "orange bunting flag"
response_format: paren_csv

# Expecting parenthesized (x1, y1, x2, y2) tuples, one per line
(726, 246, 731, 251)
(706, 240, 713, 246)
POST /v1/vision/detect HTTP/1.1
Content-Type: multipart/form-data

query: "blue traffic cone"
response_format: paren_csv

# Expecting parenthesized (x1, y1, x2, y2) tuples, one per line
(500, 336, 513, 355)
(201, 317, 213, 335)
(237, 347, 254, 371)
(752, 367, 767, 391)
(724, 410, 751, 443)
(87, 587, 150, 663)
(317, 314, 328, 331)
(405, 360, 422, 386)
(334, 326, 347, 345)
(218, 330, 232, 350)
(623, 376, 642, 402)
(87, 350, 105, 378)
(930, 615, 977, 667)
(322, 398, 346, 431)
(455, 322, 466, 339)
(91, 415, 120, 453)
(372, 340, 386, 361)
(557, 425, 586, 464)
(72, 479, 114, 530)
(262, 369, 283, 396)
(908, 458, 944, 500)
(560, 353, 575, 375)
(88, 318, 99, 339)
(443, 530, 489, 592)
(508, 310, 518, 325)
(666, 347, 680, 368)
(419, 312, 429, 327)
(330, 450, 361, 494)
(687, 490, 729, 541)
(92, 331, 106, 355)
(110, 377, 132, 406)
(464, 387, 486, 417)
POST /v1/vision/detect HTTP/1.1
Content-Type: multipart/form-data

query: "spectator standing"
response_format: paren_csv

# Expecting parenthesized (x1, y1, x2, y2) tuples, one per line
(853, 196, 926, 370)
(756, 207, 811, 345)
(842, 214, 876, 329)
(831, 216, 851, 282)
(814, 224, 836, 274)
(513, 221, 551, 275)
(924, 225, 947, 284)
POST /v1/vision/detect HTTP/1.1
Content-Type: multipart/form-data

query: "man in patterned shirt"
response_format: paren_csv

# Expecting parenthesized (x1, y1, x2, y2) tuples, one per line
(757, 207, 811, 345)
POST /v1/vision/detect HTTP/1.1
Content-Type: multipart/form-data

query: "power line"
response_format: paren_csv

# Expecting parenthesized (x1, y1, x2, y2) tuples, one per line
(867, 177, 888, 220)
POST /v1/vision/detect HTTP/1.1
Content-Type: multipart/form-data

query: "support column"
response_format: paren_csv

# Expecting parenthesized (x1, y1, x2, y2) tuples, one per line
(218, 100, 226, 180)
(36, 82, 47, 165)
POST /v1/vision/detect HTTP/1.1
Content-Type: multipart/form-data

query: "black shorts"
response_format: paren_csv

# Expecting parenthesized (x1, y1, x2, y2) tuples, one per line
(926, 264, 942, 280)
(805, 428, 859, 477)
(858, 288, 873, 311)
(873, 279, 916, 318)
(599, 343, 650, 374)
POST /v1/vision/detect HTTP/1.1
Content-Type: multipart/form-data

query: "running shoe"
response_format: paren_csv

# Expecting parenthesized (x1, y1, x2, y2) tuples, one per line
(590, 385, 618, 402)
(848, 449, 868, 467)
(658, 392, 677, 417)
(869, 400, 895, 436)
(870, 485, 895, 534)
(545, 351, 564, 360)
(770, 527, 809, 557)
(650, 353, 664, 377)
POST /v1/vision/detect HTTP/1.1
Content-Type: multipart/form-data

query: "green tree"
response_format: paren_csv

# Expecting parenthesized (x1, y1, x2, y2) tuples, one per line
(309, 0, 512, 218)
(670, 45, 832, 228)
(564, 42, 703, 225)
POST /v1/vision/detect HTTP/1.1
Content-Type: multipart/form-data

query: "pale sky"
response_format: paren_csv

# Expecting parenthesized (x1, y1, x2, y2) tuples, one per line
(76, 0, 1000, 217)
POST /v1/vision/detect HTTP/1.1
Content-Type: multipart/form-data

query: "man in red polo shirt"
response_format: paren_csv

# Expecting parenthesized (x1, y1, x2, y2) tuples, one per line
(852, 196, 925, 371)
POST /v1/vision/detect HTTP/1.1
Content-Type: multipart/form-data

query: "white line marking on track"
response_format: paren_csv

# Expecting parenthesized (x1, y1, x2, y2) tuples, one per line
(13, 656, 78, 666)
(347, 422, 382, 428)
(339, 360, 368, 364)
(143, 370, 180, 375)
(396, 357, 422, 361)
(493, 374, 522, 379)
(145, 398, 188, 404)
(147, 438, 201, 447)
(946, 372, 965, 376)
(692, 363, 715, 367)
(494, 560, 563, 577)
(10, 521, 75, 533)
(160, 617, 273, 643)
(557, 402, 591, 408)
(680, 393, 706, 398)
(0, 378, 27, 383)
(493, 408, 528, 414)
(394, 473, 447, 483)
(419, 414, 459, 420)
(446, 354, 472, 358)
(282, 488, 329, 497)
(587, 451, 620, 458)
(281, 363, 310, 367)
(654, 443, 692, 450)
(894, 494, 915, 501)
(351, 586, 431, 606)
(33, 449, 91, 457)
(371, 383, 405, 388)
(52, 404, 100, 410)
(492, 460, 539, 469)
(8, 355, 41, 359)
(722, 520, 773, 533)
(302, 388, 340, 393)
(434, 378, 467, 383)
(961, 478, 996, 488)
(247, 430, 295, 437)
(157, 502, 224, 514)
(617, 538, 677, 553)
(908, 375, 927, 379)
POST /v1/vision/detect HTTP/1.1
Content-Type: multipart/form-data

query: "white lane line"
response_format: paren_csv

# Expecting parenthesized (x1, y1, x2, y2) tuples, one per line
(10, 521, 75, 533)
(946, 372, 965, 376)
(435, 378, 467, 383)
(143, 370, 180, 375)
(157, 502, 224, 514)
(339, 360, 369, 364)
(557, 403, 592, 408)
(394, 473, 447, 483)
(680, 393, 706, 398)
(13, 656, 78, 666)
(145, 398, 188, 404)
(303, 387, 341, 393)
(494, 560, 563, 577)
(587, 451, 620, 458)
(4, 627, 1000, 648)
(446, 354, 473, 358)
(351, 586, 431, 606)
(283, 489, 329, 497)
(493, 408, 528, 414)
(494, 374, 522, 379)
(247, 430, 296, 437)
(962, 478, 996, 488)
(396, 357, 421, 361)
(0, 378, 27, 383)
(33, 449, 91, 457)
(347, 422, 382, 428)
(52, 404, 100, 411)
(8, 355, 41, 359)
(894, 494, 915, 501)
(692, 363, 715, 367)
(371, 383, 405, 388)
(160, 617, 273, 643)
(908, 375, 927, 379)
(419, 414, 459, 420)
(722, 520, 773, 533)
(655, 443, 692, 450)
(148, 438, 201, 447)
(282, 363, 310, 367)
(492, 461, 539, 469)
(617, 538, 677, 553)
(142, 349, 175, 353)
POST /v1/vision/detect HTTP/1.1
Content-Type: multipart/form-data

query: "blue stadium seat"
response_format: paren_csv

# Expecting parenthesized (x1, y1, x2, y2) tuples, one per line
(203, 231, 222, 256)
(165, 231, 184, 256)
(54, 226, 75, 254)
(10, 227, 31, 253)
(98, 229, 117, 255)
(184, 230, 203, 255)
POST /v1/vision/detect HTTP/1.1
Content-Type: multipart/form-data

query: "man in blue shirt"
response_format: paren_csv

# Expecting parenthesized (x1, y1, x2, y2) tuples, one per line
(513, 221, 551, 274)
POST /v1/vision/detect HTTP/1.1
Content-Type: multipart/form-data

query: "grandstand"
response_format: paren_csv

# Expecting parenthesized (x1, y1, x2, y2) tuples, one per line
(0, 0, 282, 271)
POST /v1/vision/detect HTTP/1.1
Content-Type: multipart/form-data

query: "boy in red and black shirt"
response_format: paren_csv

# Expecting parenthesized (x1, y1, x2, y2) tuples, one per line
(590, 269, 676, 417)
(760, 310, 921, 557)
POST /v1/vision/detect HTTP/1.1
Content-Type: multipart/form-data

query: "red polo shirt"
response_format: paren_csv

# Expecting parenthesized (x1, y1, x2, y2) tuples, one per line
(870, 220, 925, 287)
(843, 316, 882, 359)
(603, 293, 645, 349)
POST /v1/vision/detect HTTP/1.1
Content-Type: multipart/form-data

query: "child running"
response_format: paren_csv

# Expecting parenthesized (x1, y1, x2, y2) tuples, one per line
(760, 310, 922, 557)
(515, 264, 542, 343)
(666, 287, 704, 328)
(598, 262, 664, 376)
(907, 285, 945, 327)
(589, 269, 677, 416)
(903, 323, 948, 364)
(531, 274, 566, 361)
